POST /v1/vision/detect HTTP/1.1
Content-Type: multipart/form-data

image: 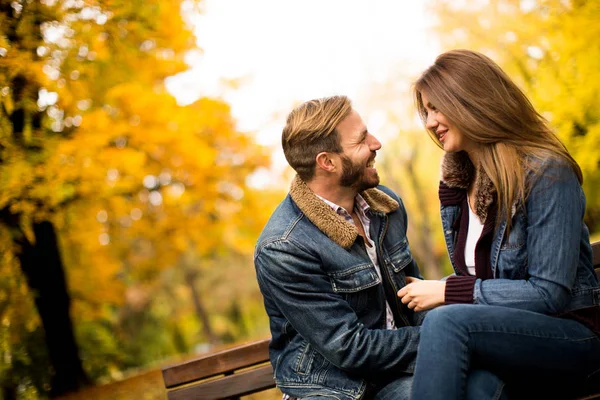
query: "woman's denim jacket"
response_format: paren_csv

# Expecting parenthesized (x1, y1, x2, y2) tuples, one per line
(254, 176, 424, 400)
(440, 152, 600, 314)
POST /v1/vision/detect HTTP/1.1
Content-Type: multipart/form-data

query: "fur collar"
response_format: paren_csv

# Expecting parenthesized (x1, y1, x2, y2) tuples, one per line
(289, 175, 399, 249)
(441, 152, 496, 221)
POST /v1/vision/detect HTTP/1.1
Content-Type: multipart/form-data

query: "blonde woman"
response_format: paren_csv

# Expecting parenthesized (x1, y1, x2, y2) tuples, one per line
(398, 49, 600, 399)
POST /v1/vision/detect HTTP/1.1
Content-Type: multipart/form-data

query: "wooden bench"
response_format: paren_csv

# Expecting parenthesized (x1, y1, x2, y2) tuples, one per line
(162, 240, 600, 400)
(162, 338, 275, 400)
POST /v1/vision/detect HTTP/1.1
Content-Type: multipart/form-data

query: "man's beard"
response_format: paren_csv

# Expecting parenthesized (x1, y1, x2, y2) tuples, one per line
(339, 154, 379, 192)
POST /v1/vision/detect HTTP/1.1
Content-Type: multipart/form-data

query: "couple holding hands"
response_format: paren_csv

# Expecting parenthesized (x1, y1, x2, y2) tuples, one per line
(254, 49, 600, 399)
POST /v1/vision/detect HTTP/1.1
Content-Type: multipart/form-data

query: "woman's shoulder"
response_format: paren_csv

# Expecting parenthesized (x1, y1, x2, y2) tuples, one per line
(526, 154, 577, 181)
(525, 154, 581, 195)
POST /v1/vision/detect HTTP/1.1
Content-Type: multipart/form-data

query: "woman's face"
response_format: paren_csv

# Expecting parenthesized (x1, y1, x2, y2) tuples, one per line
(421, 92, 478, 155)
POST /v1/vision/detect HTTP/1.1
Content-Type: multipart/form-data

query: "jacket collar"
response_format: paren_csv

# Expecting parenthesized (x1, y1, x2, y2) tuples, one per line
(289, 175, 399, 249)
(441, 152, 496, 221)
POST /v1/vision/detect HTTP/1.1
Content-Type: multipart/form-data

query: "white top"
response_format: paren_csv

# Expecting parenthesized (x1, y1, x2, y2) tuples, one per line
(465, 196, 484, 276)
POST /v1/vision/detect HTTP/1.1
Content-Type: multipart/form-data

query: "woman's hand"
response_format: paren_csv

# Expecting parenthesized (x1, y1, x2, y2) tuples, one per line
(397, 277, 446, 312)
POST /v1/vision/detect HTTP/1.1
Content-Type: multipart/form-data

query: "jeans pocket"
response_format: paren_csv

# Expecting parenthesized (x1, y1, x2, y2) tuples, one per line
(295, 341, 315, 375)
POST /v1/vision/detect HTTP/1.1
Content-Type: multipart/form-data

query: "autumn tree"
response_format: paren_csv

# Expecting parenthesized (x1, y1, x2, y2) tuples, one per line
(0, 0, 272, 397)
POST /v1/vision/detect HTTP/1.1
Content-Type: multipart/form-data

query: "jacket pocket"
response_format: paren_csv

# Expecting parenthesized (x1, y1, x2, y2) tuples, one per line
(329, 264, 381, 292)
(386, 238, 413, 273)
(329, 265, 380, 314)
(294, 341, 332, 379)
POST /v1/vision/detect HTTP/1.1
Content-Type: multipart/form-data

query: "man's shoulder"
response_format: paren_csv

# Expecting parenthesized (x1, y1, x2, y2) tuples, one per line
(255, 194, 311, 251)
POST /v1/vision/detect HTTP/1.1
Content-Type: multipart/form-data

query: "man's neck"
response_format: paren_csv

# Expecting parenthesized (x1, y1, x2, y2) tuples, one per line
(307, 177, 357, 213)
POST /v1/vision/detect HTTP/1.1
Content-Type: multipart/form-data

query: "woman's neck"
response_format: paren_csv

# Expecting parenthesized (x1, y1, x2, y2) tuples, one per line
(465, 147, 482, 170)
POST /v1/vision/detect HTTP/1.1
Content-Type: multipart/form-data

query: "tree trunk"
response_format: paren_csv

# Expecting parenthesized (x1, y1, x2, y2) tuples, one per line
(185, 269, 218, 345)
(2, 369, 17, 400)
(2, 385, 16, 400)
(16, 220, 90, 397)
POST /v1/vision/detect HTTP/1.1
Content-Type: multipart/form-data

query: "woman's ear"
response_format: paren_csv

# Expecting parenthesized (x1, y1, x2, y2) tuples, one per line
(315, 152, 337, 173)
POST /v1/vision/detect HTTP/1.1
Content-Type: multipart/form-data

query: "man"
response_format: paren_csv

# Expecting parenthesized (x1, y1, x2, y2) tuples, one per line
(254, 96, 424, 399)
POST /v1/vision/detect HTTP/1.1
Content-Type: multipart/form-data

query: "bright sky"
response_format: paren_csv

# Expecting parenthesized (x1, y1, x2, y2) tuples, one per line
(166, 0, 440, 187)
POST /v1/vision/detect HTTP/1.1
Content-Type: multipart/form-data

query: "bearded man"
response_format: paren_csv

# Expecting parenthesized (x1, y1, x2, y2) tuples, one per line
(254, 95, 424, 400)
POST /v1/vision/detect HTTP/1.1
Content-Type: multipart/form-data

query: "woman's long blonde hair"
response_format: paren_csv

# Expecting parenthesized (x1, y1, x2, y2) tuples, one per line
(414, 49, 582, 231)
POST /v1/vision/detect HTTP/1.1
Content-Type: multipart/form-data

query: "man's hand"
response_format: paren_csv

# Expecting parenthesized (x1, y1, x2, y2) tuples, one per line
(397, 277, 446, 312)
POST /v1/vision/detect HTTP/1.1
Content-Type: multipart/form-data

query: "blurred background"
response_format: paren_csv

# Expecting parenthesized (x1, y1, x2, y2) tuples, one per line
(1, 0, 599, 398)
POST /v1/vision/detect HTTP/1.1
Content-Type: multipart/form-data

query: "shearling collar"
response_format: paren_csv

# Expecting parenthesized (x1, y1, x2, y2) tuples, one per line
(289, 175, 399, 249)
(441, 152, 496, 221)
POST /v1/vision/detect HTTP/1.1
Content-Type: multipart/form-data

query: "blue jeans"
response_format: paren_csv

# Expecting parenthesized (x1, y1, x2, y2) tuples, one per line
(301, 369, 505, 400)
(371, 370, 505, 400)
(411, 304, 600, 400)
(299, 374, 413, 400)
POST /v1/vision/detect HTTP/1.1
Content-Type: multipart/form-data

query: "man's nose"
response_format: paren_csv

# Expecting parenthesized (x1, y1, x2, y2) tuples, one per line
(368, 134, 382, 151)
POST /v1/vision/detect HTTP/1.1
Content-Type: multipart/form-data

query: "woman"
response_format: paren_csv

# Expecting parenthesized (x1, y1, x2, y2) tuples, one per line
(398, 49, 600, 399)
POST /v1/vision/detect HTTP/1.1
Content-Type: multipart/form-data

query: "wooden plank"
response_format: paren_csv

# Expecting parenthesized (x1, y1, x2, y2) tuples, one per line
(166, 364, 275, 400)
(162, 339, 270, 388)
(592, 240, 600, 268)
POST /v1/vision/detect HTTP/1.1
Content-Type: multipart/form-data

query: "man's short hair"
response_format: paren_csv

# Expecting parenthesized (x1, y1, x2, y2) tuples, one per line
(282, 95, 352, 181)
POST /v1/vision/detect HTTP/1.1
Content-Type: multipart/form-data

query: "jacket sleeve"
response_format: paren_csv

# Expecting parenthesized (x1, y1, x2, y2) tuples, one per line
(470, 161, 585, 313)
(255, 238, 420, 376)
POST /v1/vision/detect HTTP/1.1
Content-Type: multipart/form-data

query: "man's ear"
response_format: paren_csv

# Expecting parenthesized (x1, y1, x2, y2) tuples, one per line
(315, 152, 337, 173)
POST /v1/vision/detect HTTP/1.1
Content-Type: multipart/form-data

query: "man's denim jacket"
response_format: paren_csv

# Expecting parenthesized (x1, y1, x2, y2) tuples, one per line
(439, 152, 600, 314)
(254, 176, 424, 400)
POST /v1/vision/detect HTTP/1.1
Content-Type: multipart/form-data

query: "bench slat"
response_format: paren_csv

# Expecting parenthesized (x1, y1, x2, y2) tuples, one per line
(162, 339, 270, 388)
(166, 363, 275, 400)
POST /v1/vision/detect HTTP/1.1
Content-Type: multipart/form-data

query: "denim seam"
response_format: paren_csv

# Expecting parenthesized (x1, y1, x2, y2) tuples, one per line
(277, 383, 363, 397)
(254, 213, 304, 255)
(328, 263, 375, 277)
(389, 256, 413, 273)
(331, 278, 380, 293)
(386, 237, 408, 254)
(491, 381, 506, 400)
(459, 331, 472, 398)
(586, 365, 600, 380)
(316, 357, 329, 385)
(295, 342, 314, 375)
(282, 213, 304, 239)
(500, 240, 526, 250)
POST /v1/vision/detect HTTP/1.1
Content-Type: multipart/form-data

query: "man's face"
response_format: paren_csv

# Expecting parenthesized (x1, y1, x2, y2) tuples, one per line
(335, 109, 382, 192)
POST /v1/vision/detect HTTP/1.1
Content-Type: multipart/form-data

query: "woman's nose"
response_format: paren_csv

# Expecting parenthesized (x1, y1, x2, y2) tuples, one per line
(425, 112, 438, 129)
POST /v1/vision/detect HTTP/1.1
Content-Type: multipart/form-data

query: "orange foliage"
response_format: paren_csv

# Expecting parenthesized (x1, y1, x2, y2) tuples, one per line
(0, 0, 278, 391)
